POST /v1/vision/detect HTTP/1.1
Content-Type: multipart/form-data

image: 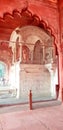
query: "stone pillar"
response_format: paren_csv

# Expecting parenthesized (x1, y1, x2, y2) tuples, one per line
(50, 70, 56, 97)
(45, 64, 56, 98)
(42, 46, 45, 64)
(30, 50, 33, 63)
(19, 43, 22, 63)
(15, 62, 20, 98)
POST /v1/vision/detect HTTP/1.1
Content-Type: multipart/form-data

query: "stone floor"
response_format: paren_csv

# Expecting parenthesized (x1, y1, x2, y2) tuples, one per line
(0, 100, 63, 130)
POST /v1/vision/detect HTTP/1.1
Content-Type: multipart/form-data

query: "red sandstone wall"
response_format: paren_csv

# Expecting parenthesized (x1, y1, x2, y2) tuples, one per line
(58, 0, 63, 99)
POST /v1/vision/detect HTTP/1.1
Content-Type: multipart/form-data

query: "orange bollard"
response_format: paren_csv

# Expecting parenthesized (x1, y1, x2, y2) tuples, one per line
(29, 90, 32, 110)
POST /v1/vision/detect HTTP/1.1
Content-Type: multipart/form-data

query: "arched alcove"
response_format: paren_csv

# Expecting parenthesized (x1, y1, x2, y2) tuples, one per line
(9, 25, 58, 100)
(22, 45, 30, 63)
(33, 40, 43, 64)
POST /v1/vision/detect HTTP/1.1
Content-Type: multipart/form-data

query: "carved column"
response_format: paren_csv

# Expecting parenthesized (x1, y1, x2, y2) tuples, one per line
(45, 63, 57, 98)
(19, 43, 22, 63)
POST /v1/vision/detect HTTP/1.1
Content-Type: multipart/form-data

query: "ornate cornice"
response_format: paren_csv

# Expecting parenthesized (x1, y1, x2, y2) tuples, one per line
(0, 9, 55, 40)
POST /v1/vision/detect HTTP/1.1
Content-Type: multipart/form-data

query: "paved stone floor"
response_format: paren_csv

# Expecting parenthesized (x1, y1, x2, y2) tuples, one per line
(0, 101, 63, 130)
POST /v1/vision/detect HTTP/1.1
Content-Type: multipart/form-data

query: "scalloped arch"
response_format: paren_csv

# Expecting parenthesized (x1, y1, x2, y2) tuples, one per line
(0, 8, 55, 45)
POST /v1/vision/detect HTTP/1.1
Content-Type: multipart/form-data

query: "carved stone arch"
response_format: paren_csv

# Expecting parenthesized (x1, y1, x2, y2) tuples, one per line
(8, 8, 57, 65)
(0, 8, 56, 52)
(0, 8, 55, 43)
(33, 40, 43, 64)
(22, 45, 30, 63)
